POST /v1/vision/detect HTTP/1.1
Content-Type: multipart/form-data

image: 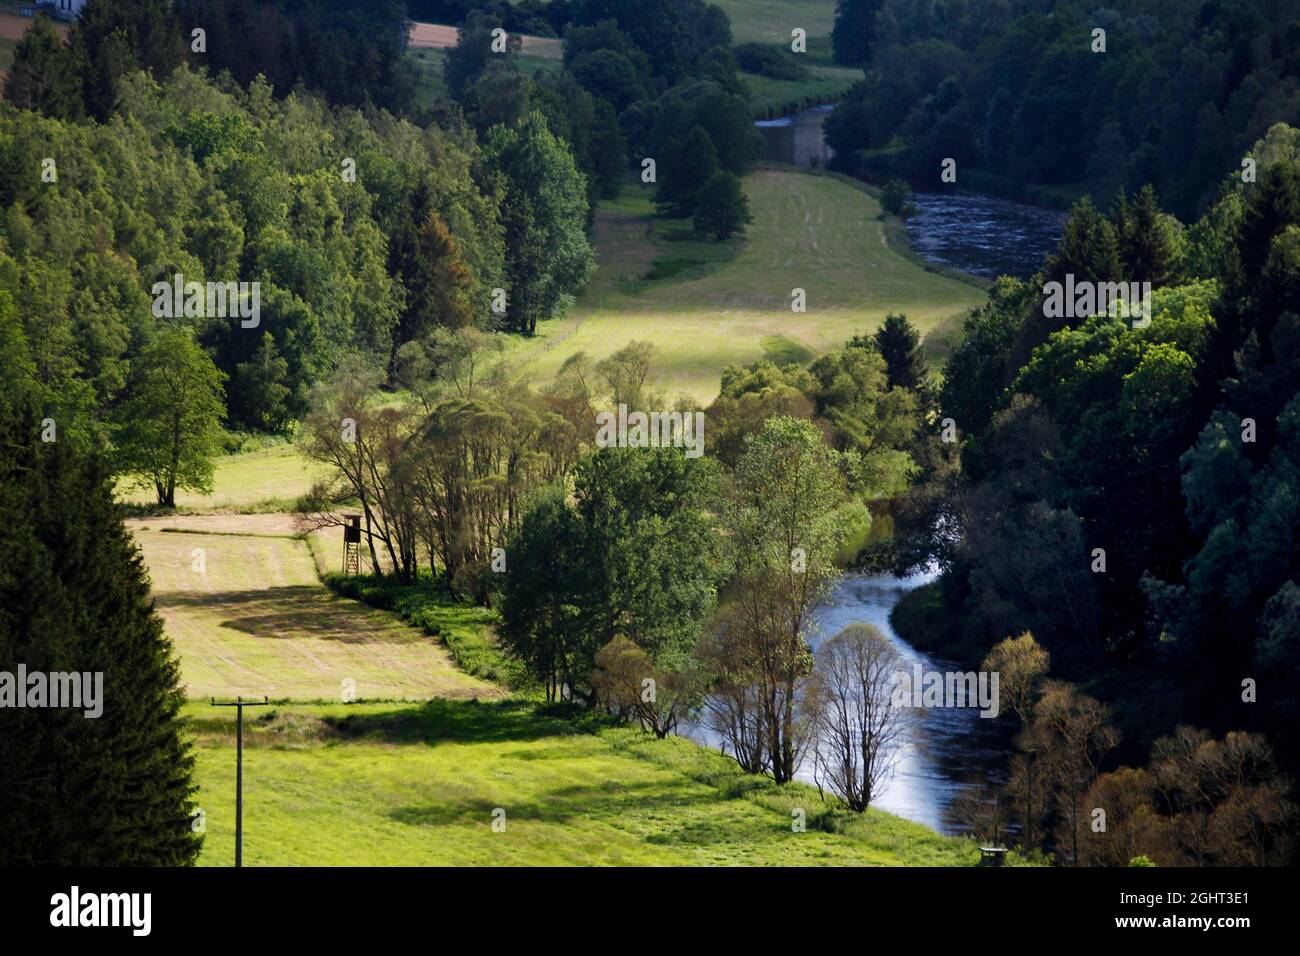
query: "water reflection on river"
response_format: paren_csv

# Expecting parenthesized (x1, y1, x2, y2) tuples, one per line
(681, 572, 1008, 835)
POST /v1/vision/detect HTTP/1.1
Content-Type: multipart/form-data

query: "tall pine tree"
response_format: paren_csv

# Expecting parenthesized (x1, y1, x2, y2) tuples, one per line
(0, 391, 200, 865)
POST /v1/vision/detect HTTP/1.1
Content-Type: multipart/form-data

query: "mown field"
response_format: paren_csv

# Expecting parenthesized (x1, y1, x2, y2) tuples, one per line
(120, 168, 982, 508)
(190, 698, 981, 866)
(714, 0, 839, 45)
(506, 168, 985, 403)
(131, 509, 985, 865)
(128, 515, 500, 702)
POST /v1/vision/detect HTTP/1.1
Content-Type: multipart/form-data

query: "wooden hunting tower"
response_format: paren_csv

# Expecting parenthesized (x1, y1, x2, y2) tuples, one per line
(343, 514, 361, 575)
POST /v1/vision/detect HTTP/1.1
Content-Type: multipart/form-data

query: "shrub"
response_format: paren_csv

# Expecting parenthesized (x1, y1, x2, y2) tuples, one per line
(881, 179, 916, 218)
(734, 43, 807, 81)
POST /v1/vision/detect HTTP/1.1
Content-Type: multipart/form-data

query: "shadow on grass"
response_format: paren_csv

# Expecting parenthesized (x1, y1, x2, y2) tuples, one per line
(388, 779, 724, 830)
(325, 698, 613, 747)
(190, 699, 609, 749)
(158, 586, 425, 645)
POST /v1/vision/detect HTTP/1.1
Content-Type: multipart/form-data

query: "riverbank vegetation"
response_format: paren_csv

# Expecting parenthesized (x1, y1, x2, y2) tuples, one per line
(883, 123, 1300, 864)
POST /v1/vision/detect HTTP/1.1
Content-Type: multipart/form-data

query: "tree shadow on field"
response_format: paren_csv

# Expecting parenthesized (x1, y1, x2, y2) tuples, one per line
(324, 698, 603, 748)
(388, 779, 719, 829)
(158, 586, 422, 645)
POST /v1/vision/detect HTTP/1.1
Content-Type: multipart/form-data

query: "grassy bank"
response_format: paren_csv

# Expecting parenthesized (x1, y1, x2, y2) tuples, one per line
(744, 59, 862, 119)
(189, 696, 986, 866)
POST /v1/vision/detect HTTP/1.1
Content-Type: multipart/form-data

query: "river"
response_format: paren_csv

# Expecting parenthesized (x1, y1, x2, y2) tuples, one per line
(756, 103, 1066, 280)
(726, 105, 1063, 833)
(808, 572, 1008, 832)
(681, 572, 1009, 835)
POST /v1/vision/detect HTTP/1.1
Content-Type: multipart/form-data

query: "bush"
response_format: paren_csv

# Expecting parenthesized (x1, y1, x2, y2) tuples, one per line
(881, 179, 916, 218)
(734, 43, 807, 80)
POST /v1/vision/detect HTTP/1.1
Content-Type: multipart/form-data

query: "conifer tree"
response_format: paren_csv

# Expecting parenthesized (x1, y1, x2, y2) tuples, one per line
(0, 396, 200, 865)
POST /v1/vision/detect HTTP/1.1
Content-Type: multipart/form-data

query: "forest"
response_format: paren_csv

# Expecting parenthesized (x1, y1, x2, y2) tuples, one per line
(826, 0, 1300, 217)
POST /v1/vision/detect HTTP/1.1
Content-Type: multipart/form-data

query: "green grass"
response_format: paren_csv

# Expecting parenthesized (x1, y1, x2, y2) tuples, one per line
(116, 444, 327, 512)
(714, 0, 839, 45)
(0, 35, 16, 71)
(505, 167, 986, 403)
(127, 516, 501, 702)
(744, 61, 863, 118)
(190, 697, 985, 866)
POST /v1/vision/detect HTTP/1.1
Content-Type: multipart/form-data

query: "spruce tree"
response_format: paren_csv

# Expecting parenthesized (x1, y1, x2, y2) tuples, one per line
(872, 313, 928, 392)
(0, 398, 200, 865)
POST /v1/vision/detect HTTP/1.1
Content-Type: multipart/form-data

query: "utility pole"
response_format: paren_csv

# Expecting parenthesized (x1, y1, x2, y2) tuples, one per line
(210, 696, 270, 867)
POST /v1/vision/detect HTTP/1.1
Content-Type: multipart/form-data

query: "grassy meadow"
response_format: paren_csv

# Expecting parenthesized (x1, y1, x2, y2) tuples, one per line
(116, 443, 327, 512)
(190, 698, 980, 866)
(713, 0, 839, 45)
(506, 168, 985, 403)
(744, 60, 863, 119)
(122, 167, 983, 515)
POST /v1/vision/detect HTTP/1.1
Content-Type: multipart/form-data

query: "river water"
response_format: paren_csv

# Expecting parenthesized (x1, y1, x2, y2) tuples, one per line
(731, 105, 1064, 833)
(756, 104, 1066, 280)
(906, 191, 1066, 280)
(681, 572, 1008, 835)
(809, 573, 1008, 832)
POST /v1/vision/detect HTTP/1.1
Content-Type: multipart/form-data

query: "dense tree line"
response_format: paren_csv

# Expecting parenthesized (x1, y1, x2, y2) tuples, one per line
(443, 1, 760, 242)
(6, 0, 417, 118)
(410, 0, 576, 38)
(878, 126, 1300, 862)
(0, 63, 527, 461)
(954, 633, 1295, 865)
(826, 0, 1300, 219)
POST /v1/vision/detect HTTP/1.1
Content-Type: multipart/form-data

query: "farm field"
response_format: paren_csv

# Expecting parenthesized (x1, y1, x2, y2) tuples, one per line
(114, 150, 988, 868)
(407, 20, 562, 59)
(506, 169, 986, 403)
(128, 515, 500, 702)
(190, 697, 982, 866)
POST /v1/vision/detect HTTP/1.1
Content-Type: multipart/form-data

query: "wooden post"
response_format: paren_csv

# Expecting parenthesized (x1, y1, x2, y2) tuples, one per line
(210, 696, 270, 867)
